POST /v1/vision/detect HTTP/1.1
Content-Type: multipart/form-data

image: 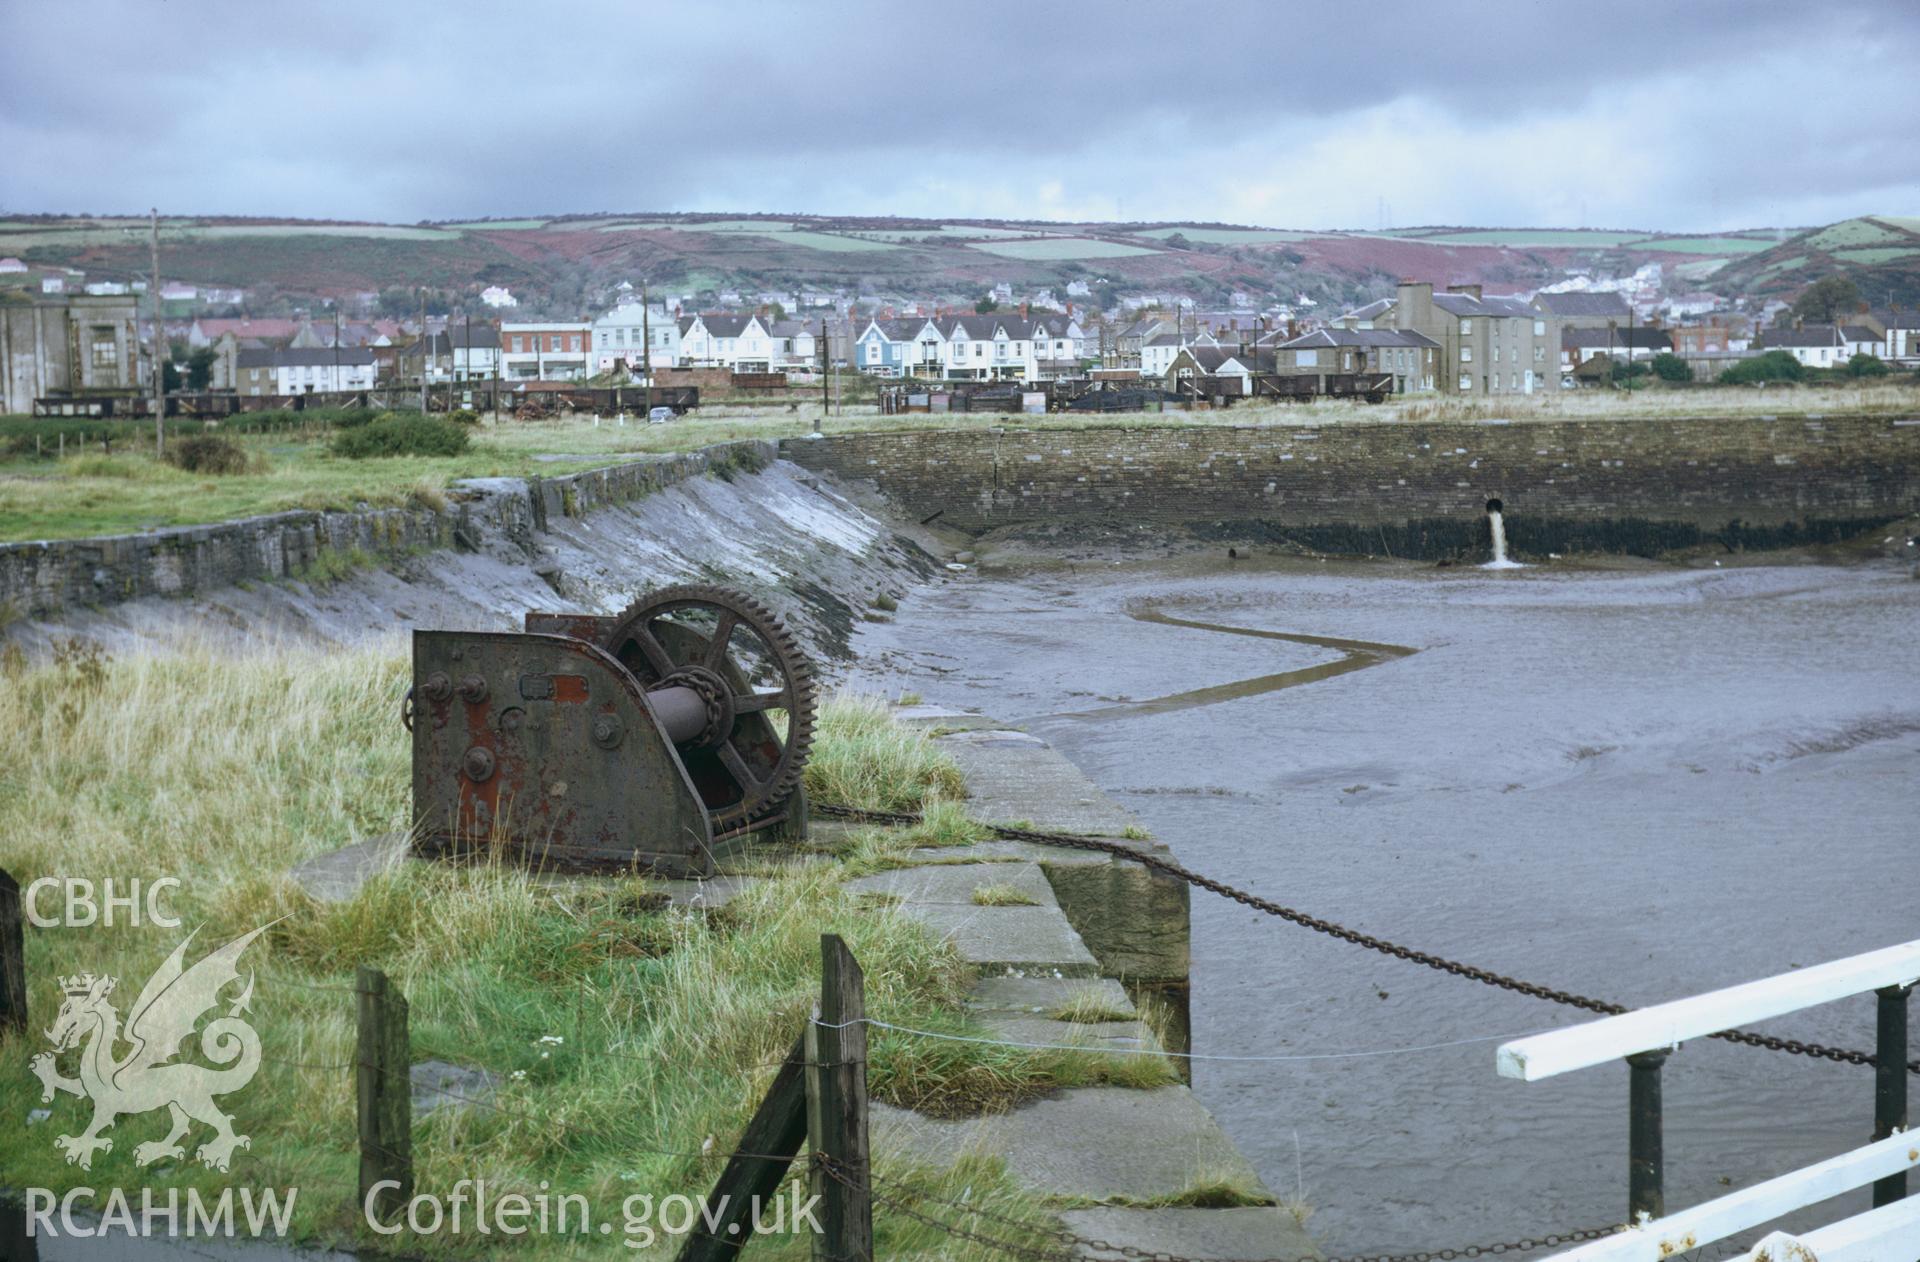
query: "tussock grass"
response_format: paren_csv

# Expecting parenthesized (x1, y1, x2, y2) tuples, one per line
(803, 691, 968, 811)
(1050, 991, 1137, 1024)
(971, 883, 1039, 907)
(0, 647, 1174, 1256)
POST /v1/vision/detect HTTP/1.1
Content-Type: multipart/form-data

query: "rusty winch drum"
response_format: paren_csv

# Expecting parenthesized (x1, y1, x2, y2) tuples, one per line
(405, 585, 816, 876)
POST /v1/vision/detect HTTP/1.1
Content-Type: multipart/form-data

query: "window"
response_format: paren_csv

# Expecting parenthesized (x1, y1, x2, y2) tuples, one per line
(512, 336, 524, 353)
(89, 330, 118, 372)
(1459, 320, 1472, 335)
(1458, 373, 1472, 390)
(1493, 346, 1501, 363)
(1534, 346, 1544, 362)
(1297, 349, 1318, 368)
(1460, 347, 1472, 362)
(1534, 320, 1546, 336)
(974, 343, 984, 358)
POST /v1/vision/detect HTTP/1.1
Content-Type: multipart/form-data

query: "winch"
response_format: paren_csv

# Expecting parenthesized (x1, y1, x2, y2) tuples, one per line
(405, 585, 817, 876)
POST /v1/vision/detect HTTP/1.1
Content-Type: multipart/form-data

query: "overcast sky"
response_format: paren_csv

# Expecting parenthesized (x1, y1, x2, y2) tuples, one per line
(4, 1, 1915, 232)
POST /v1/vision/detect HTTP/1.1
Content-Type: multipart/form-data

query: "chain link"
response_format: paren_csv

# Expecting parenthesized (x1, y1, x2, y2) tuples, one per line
(817, 803, 1916, 1076)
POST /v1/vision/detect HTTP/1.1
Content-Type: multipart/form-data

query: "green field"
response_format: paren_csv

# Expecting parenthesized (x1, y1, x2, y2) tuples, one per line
(442, 218, 550, 230)
(969, 238, 1162, 260)
(1626, 236, 1776, 254)
(1807, 218, 1909, 249)
(599, 220, 798, 233)
(1131, 227, 1317, 244)
(1834, 246, 1920, 263)
(1414, 229, 1653, 247)
(1759, 255, 1811, 276)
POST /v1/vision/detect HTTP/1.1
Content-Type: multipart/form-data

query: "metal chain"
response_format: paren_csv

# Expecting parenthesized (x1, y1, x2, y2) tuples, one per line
(817, 803, 1916, 1076)
(818, 1154, 1621, 1262)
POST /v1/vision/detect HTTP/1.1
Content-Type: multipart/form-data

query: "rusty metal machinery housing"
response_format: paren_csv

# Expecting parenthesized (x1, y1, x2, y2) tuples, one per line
(407, 585, 817, 876)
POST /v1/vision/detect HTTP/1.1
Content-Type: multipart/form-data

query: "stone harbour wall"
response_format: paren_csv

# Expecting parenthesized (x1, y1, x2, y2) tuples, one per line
(781, 417, 1920, 545)
(0, 441, 778, 619)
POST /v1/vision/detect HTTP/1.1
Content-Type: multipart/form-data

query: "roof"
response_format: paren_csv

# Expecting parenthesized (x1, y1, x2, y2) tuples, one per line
(1532, 292, 1631, 318)
(1841, 325, 1880, 344)
(1560, 327, 1672, 351)
(194, 317, 301, 341)
(1432, 292, 1537, 320)
(236, 346, 375, 369)
(1175, 345, 1278, 373)
(1343, 299, 1394, 322)
(447, 325, 498, 349)
(1754, 325, 1844, 349)
(1144, 333, 1183, 347)
(1279, 328, 1440, 350)
(692, 314, 755, 338)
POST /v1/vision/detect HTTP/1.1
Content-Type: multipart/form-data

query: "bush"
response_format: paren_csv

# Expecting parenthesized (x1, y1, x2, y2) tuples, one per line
(330, 414, 470, 459)
(1719, 350, 1805, 385)
(1649, 352, 1692, 383)
(1846, 353, 1890, 378)
(448, 408, 481, 426)
(164, 434, 249, 475)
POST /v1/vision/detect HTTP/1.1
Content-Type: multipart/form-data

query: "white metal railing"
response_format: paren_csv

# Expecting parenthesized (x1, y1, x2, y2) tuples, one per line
(1495, 940, 1918, 1259)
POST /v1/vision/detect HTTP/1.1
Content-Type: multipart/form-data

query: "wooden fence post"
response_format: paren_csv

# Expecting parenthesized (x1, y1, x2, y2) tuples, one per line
(677, 1034, 810, 1261)
(0, 869, 25, 1039)
(806, 934, 872, 1262)
(356, 965, 411, 1226)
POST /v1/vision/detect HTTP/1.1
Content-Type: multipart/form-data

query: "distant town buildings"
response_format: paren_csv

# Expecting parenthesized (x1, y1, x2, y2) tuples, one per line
(236, 346, 376, 395)
(480, 286, 518, 308)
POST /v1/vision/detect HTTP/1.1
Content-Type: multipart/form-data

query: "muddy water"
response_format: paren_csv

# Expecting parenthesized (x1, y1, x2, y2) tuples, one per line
(847, 557, 1920, 1255)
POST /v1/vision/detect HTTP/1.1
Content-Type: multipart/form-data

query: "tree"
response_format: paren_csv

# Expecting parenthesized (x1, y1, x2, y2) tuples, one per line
(1719, 350, 1805, 384)
(767, 300, 787, 322)
(1789, 274, 1861, 324)
(186, 346, 218, 390)
(974, 297, 997, 314)
(1846, 351, 1890, 377)
(1649, 352, 1692, 383)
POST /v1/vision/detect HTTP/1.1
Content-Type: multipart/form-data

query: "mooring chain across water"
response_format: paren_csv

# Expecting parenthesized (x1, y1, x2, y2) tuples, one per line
(817, 1154, 1622, 1262)
(815, 803, 1920, 1076)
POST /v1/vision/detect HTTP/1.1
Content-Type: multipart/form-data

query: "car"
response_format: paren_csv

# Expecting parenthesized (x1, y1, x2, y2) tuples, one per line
(647, 406, 676, 423)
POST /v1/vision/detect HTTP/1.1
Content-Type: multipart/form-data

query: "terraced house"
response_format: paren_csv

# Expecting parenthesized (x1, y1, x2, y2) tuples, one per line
(677, 313, 772, 371)
(1388, 281, 1560, 395)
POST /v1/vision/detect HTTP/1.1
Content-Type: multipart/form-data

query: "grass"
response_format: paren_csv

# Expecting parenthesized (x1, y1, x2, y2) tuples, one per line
(1049, 991, 1136, 1024)
(1130, 227, 1318, 244)
(970, 884, 1039, 907)
(0, 645, 1181, 1257)
(968, 239, 1162, 260)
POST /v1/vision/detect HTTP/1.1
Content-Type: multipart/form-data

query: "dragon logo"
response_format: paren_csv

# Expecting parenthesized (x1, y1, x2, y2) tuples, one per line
(29, 925, 270, 1173)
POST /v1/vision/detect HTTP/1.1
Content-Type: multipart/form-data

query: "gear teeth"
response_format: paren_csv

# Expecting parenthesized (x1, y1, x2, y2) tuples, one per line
(601, 584, 818, 829)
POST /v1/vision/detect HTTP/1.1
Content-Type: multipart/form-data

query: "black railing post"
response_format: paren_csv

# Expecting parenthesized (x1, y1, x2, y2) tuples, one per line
(1626, 1049, 1668, 1223)
(1873, 983, 1912, 1208)
(0, 869, 25, 1039)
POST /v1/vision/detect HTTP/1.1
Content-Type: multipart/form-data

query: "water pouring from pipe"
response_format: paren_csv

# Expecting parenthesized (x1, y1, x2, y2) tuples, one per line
(1482, 498, 1523, 569)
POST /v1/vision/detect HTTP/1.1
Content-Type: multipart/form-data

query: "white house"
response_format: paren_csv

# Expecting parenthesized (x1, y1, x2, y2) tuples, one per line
(447, 325, 500, 380)
(766, 319, 819, 372)
(936, 314, 1048, 381)
(1753, 324, 1847, 368)
(236, 346, 376, 395)
(1839, 324, 1884, 361)
(678, 314, 774, 370)
(1031, 312, 1088, 378)
(1140, 333, 1184, 378)
(480, 286, 518, 309)
(0, 257, 26, 274)
(500, 322, 592, 380)
(854, 317, 943, 377)
(592, 302, 679, 375)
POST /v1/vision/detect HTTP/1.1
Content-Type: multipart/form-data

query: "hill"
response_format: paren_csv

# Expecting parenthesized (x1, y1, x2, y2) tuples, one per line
(1714, 216, 1920, 309)
(0, 213, 1799, 314)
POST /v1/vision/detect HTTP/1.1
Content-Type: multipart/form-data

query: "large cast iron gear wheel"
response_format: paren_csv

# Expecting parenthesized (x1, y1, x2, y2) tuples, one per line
(600, 584, 816, 830)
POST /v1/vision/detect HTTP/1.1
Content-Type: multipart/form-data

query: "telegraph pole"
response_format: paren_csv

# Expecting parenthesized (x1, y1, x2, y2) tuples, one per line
(417, 290, 428, 413)
(641, 284, 652, 397)
(149, 209, 165, 454)
(820, 317, 830, 420)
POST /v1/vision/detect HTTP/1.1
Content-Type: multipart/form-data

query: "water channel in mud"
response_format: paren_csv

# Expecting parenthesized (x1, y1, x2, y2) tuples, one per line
(845, 552, 1920, 1255)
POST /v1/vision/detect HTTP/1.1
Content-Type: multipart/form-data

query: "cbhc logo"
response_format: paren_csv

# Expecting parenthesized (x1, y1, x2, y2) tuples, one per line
(24, 878, 182, 928)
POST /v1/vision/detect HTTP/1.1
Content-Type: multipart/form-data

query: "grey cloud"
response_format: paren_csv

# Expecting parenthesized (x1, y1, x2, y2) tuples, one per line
(2, 0, 1916, 229)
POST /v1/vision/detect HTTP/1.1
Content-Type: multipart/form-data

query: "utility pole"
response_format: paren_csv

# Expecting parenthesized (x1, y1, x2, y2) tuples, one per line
(820, 317, 830, 421)
(417, 290, 428, 413)
(149, 209, 165, 454)
(641, 283, 652, 399)
(333, 305, 341, 396)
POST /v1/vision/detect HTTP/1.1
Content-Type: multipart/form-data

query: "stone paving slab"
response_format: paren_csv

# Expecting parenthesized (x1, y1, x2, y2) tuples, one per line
(898, 904, 1101, 976)
(1059, 1207, 1320, 1261)
(933, 728, 1142, 837)
(967, 975, 1136, 1016)
(844, 861, 1054, 906)
(873, 1087, 1271, 1203)
(908, 839, 1113, 867)
(289, 832, 409, 903)
(893, 703, 1004, 731)
(977, 1013, 1156, 1052)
